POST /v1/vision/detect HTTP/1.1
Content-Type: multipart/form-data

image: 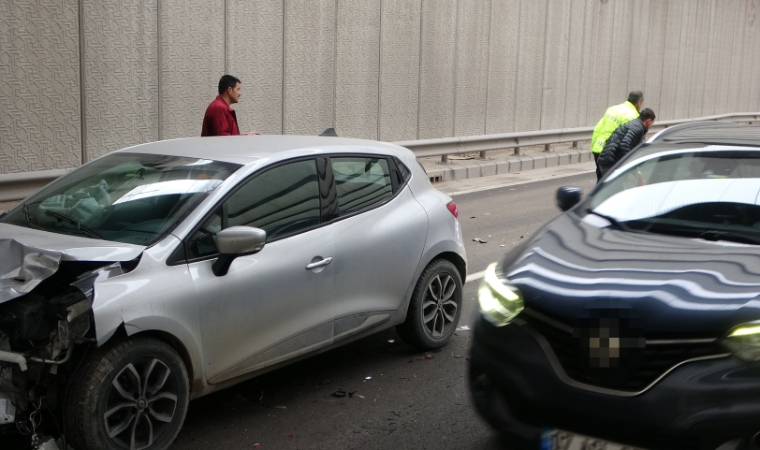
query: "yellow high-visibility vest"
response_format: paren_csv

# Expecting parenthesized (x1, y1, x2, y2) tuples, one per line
(590, 101, 639, 154)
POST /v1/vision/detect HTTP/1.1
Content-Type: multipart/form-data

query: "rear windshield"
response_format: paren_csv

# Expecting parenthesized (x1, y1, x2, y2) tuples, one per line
(2, 153, 240, 246)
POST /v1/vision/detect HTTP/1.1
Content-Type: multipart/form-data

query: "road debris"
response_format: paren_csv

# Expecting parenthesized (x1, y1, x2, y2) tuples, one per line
(387, 339, 395, 343)
(258, 391, 286, 410)
(500, 244, 506, 247)
(331, 389, 347, 398)
(424, 354, 434, 360)
(457, 325, 471, 331)
(364, 376, 372, 381)
(472, 238, 487, 244)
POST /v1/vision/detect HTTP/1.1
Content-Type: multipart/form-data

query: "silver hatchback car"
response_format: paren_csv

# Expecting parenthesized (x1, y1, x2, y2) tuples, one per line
(0, 136, 466, 450)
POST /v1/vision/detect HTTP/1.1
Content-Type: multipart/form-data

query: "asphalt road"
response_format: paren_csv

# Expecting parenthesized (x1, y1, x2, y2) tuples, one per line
(169, 170, 597, 450)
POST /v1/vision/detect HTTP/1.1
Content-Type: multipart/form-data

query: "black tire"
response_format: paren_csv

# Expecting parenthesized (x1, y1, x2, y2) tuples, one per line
(64, 337, 190, 450)
(397, 259, 463, 350)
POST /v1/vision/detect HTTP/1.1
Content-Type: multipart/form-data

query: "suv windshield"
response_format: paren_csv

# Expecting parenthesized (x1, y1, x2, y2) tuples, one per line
(582, 146, 760, 244)
(1, 153, 240, 246)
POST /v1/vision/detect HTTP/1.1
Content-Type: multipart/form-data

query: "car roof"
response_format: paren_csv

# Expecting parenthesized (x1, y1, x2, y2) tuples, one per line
(649, 121, 760, 147)
(114, 135, 408, 166)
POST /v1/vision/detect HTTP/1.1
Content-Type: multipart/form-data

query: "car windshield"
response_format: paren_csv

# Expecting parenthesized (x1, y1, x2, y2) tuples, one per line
(1, 153, 240, 246)
(582, 146, 760, 245)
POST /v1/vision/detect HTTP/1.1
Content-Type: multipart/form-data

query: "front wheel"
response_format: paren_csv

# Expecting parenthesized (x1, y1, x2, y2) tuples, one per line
(397, 259, 463, 350)
(64, 337, 190, 450)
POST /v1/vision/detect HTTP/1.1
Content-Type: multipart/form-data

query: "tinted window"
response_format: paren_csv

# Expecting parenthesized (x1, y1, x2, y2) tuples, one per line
(332, 157, 392, 216)
(227, 159, 320, 239)
(186, 159, 321, 258)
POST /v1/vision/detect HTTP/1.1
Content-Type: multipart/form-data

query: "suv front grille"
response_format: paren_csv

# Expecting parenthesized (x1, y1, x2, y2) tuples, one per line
(520, 310, 726, 393)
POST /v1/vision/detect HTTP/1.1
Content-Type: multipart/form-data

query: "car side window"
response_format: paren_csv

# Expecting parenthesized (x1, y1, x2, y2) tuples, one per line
(186, 159, 321, 259)
(331, 157, 393, 216)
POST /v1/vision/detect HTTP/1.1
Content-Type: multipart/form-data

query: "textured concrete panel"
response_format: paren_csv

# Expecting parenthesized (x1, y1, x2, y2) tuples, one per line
(228, 0, 283, 135)
(379, 0, 421, 142)
(701, 1, 719, 116)
(673, 0, 697, 119)
(161, 0, 224, 139)
(750, 2, 760, 113)
(658, 0, 684, 121)
(418, 0, 456, 139)
(454, 0, 490, 137)
(738, 3, 756, 113)
(585, 0, 614, 124)
(726, 1, 747, 114)
(715, 3, 734, 114)
(607, 0, 633, 106)
(485, 0, 519, 134)
(688, 0, 711, 117)
(335, 0, 380, 140)
(83, 0, 158, 161)
(627, 0, 650, 99)
(566, 0, 595, 128)
(540, 0, 571, 130)
(514, 0, 547, 131)
(643, 0, 668, 118)
(0, 0, 81, 173)
(284, 0, 336, 135)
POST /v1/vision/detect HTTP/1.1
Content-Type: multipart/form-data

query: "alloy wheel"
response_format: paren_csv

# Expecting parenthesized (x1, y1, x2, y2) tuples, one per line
(422, 274, 458, 338)
(103, 358, 179, 450)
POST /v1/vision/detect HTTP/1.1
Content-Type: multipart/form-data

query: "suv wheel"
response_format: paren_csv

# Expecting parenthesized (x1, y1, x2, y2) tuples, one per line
(397, 259, 463, 350)
(64, 337, 189, 450)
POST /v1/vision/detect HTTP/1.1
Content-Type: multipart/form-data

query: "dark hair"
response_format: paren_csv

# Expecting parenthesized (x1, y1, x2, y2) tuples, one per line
(627, 90, 644, 104)
(218, 75, 241, 95)
(639, 108, 655, 121)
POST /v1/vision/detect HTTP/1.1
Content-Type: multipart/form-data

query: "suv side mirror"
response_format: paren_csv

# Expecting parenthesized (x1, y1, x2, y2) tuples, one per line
(556, 186, 582, 212)
(212, 226, 266, 276)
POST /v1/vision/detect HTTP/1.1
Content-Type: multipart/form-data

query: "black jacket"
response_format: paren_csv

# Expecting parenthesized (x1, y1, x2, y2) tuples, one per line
(597, 118, 647, 168)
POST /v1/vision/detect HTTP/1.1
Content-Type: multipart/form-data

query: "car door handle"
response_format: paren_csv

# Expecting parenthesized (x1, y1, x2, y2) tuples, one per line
(305, 257, 333, 270)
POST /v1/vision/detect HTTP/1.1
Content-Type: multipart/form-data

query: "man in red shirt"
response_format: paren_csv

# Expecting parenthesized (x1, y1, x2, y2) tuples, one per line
(201, 75, 259, 136)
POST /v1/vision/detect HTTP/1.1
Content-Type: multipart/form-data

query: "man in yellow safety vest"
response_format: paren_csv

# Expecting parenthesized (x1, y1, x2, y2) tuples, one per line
(590, 91, 643, 180)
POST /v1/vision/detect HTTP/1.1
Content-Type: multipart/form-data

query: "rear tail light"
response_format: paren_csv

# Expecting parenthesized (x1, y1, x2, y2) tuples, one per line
(447, 201, 459, 218)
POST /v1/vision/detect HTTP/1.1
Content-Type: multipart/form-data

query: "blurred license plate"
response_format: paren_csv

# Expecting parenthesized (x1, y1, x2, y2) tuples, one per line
(541, 429, 645, 450)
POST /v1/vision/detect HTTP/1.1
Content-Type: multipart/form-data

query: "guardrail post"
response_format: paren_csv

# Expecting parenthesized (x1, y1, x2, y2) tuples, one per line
(513, 147, 520, 156)
(479, 151, 487, 159)
(440, 154, 448, 164)
(572, 141, 578, 148)
(544, 144, 551, 152)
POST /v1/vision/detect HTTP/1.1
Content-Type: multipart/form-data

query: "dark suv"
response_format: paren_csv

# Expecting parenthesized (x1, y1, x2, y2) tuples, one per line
(469, 122, 760, 450)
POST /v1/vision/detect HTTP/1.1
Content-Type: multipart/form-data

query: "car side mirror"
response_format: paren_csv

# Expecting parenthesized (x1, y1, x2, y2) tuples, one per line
(556, 186, 582, 212)
(212, 226, 266, 276)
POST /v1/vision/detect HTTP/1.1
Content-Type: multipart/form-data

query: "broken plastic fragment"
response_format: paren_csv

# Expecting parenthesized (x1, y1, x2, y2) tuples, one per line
(331, 389, 347, 398)
(472, 238, 487, 244)
(387, 339, 395, 343)
(424, 354, 434, 360)
(456, 325, 470, 331)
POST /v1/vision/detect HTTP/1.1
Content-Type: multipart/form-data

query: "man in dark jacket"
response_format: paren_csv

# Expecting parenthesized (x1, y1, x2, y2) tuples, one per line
(597, 108, 656, 179)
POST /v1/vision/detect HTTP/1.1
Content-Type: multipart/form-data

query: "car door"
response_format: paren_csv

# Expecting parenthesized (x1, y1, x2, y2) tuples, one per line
(186, 158, 336, 384)
(326, 155, 428, 339)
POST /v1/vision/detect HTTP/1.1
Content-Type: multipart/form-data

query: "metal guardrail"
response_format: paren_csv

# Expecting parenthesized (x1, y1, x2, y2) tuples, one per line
(0, 113, 758, 203)
(397, 112, 760, 161)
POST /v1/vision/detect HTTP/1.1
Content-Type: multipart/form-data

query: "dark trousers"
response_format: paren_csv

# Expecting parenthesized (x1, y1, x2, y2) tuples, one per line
(593, 153, 602, 180)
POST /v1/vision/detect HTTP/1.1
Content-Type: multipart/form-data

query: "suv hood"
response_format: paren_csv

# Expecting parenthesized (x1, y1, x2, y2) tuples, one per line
(0, 223, 145, 304)
(504, 214, 760, 336)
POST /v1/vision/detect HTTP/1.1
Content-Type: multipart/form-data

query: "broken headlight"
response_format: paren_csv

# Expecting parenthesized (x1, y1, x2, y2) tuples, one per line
(478, 263, 524, 327)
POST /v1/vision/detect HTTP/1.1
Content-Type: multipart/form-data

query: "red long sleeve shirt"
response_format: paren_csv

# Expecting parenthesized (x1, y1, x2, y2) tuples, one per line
(201, 96, 240, 136)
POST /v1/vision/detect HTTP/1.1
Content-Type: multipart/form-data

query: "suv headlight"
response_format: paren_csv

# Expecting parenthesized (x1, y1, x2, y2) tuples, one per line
(723, 323, 760, 362)
(478, 263, 524, 327)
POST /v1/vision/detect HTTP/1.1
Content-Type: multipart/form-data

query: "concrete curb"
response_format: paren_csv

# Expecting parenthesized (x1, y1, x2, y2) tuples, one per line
(423, 148, 593, 182)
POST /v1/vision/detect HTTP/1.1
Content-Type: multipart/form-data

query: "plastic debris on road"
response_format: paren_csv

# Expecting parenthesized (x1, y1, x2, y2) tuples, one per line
(387, 339, 395, 343)
(457, 325, 471, 331)
(424, 354, 434, 360)
(332, 389, 347, 398)
(472, 238, 487, 243)
(258, 391, 286, 410)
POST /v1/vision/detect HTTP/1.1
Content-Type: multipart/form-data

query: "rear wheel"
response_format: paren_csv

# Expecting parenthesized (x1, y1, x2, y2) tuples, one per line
(397, 259, 463, 350)
(64, 337, 189, 450)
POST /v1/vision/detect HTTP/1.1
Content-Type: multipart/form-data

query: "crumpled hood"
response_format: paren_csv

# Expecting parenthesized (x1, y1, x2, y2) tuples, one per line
(505, 214, 760, 336)
(0, 223, 145, 304)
